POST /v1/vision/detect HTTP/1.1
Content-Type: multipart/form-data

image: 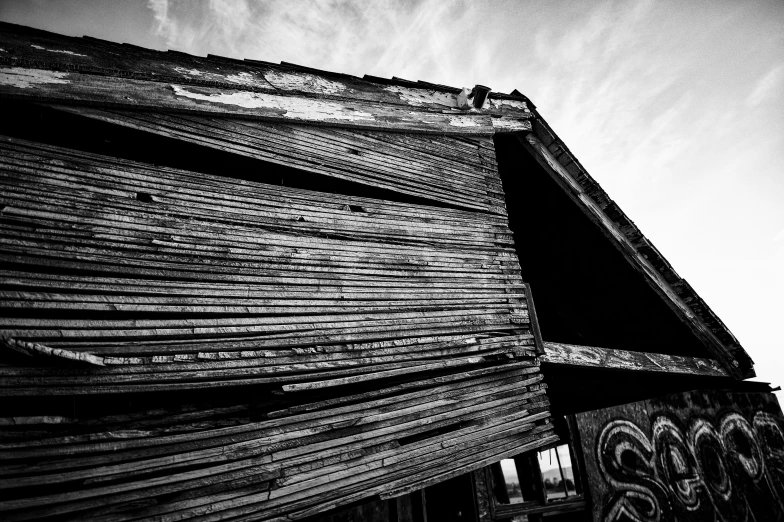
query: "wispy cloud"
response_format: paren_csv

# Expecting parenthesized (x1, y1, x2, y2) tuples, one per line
(746, 63, 784, 108)
(144, 0, 484, 85)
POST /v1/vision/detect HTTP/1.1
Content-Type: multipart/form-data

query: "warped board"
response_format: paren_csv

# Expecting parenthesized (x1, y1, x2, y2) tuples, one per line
(0, 365, 554, 521)
(0, 134, 556, 519)
(49, 105, 506, 213)
(0, 135, 527, 395)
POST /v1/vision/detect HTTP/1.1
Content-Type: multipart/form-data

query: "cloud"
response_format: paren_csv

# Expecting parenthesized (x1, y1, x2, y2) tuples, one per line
(144, 1, 457, 78)
(746, 64, 784, 108)
(148, 0, 175, 44)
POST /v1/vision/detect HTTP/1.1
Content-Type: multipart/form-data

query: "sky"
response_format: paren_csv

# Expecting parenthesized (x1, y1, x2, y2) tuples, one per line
(2, 0, 783, 392)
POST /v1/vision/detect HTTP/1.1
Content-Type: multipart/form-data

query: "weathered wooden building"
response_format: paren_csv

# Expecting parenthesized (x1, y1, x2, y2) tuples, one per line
(0, 22, 781, 521)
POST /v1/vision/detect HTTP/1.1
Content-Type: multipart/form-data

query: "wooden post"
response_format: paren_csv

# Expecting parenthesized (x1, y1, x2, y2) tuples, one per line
(513, 452, 546, 521)
(554, 447, 569, 497)
(410, 490, 427, 522)
(523, 283, 544, 355)
(488, 462, 510, 504)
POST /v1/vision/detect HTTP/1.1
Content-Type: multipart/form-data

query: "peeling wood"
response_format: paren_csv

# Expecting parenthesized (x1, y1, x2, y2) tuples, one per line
(0, 68, 532, 134)
(383, 85, 456, 107)
(0, 66, 69, 88)
(0, 21, 534, 134)
(541, 341, 729, 377)
(170, 84, 375, 121)
(30, 44, 86, 57)
(171, 66, 273, 90)
(264, 69, 345, 95)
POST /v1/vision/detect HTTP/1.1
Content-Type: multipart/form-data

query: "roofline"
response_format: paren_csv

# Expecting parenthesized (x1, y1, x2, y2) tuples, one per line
(522, 107, 754, 379)
(0, 21, 532, 136)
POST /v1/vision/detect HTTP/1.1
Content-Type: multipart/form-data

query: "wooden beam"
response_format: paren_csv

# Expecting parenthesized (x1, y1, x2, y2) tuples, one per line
(0, 67, 532, 135)
(520, 134, 745, 379)
(0, 21, 533, 122)
(523, 283, 544, 355)
(1, 336, 104, 366)
(540, 341, 729, 377)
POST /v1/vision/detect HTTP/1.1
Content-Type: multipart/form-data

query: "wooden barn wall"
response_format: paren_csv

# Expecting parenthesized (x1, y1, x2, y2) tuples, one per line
(0, 130, 556, 521)
(576, 390, 784, 522)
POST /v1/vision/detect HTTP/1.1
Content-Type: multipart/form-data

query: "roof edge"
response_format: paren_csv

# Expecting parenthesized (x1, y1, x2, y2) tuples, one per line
(520, 110, 754, 379)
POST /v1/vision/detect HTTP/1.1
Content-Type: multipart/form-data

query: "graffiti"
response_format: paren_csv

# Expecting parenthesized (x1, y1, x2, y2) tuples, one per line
(596, 410, 784, 521)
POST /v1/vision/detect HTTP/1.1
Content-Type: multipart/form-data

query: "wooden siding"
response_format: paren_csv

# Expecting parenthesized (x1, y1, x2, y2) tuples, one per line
(541, 342, 729, 377)
(0, 133, 556, 520)
(0, 135, 526, 393)
(49, 105, 507, 214)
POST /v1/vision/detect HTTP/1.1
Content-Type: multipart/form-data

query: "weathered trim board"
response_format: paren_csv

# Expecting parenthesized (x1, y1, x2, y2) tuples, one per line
(47, 105, 508, 214)
(0, 68, 530, 135)
(0, 22, 533, 135)
(576, 389, 784, 521)
(541, 342, 729, 378)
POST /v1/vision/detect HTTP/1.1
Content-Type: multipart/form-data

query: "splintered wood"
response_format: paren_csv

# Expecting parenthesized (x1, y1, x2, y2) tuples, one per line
(0, 134, 555, 520)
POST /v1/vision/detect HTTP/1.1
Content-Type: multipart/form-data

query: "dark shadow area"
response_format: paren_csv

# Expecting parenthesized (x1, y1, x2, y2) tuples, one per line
(542, 364, 772, 415)
(424, 473, 477, 522)
(493, 134, 709, 358)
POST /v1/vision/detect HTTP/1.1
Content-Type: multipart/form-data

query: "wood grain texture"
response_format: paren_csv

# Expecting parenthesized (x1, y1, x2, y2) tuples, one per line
(0, 68, 529, 135)
(0, 367, 555, 521)
(0, 21, 532, 120)
(541, 341, 729, 377)
(0, 22, 559, 521)
(49, 106, 509, 213)
(0, 135, 535, 394)
(0, 128, 555, 519)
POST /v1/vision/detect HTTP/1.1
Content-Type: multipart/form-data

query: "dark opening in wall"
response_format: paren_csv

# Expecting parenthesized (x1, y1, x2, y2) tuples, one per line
(542, 365, 767, 415)
(493, 133, 708, 358)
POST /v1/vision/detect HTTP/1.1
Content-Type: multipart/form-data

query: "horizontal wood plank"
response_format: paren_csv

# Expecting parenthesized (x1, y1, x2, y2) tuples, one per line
(541, 341, 729, 377)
